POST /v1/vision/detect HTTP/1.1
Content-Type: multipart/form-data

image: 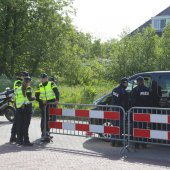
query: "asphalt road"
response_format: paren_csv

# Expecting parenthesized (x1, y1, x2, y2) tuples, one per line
(0, 116, 170, 170)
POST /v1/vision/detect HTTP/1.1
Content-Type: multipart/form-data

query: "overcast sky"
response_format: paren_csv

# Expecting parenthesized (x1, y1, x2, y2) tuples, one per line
(72, 0, 170, 41)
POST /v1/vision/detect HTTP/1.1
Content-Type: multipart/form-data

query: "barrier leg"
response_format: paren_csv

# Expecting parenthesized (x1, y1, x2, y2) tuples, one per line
(41, 104, 51, 143)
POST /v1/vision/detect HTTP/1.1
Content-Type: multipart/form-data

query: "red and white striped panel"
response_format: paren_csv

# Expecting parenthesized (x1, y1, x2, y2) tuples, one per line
(133, 128, 170, 140)
(133, 113, 170, 124)
(49, 121, 120, 135)
(49, 108, 120, 120)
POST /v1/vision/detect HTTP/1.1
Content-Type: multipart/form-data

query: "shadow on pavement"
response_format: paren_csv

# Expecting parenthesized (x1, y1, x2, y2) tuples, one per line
(0, 120, 12, 127)
(0, 138, 114, 159)
(0, 129, 170, 169)
(0, 138, 52, 155)
(83, 137, 170, 168)
(124, 144, 170, 167)
(83, 138, 121, 160)
(35, 137, 118, 159)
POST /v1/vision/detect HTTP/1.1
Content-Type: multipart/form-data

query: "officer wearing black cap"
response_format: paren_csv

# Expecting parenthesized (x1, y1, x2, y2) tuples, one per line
(111, 77, 129, 147)
(9, 71, 29, 143)
(130, 76, 151, 149)
(35, 73, 59, 141)
(111, 77, 129, 111)
(130, 76, 151, 107)
(15, 76, 35, 146)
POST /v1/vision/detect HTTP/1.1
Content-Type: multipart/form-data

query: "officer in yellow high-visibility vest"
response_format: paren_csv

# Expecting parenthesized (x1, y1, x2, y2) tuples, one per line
(15, 76, 35, 146)
(35, 73, 59, 139)
(10, 71, 29, 143)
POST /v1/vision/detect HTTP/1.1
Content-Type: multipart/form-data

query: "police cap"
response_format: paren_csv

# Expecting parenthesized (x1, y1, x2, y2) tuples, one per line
(23, 76, 31, 83)
(120, 77, 128, 84)
(136, 76, 144, 83)
(40, 73, 48, 78)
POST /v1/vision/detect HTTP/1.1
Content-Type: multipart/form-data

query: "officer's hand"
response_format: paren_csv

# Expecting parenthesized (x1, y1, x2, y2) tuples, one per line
(32, 97, 36, 101)
(42, 101, 47, 105)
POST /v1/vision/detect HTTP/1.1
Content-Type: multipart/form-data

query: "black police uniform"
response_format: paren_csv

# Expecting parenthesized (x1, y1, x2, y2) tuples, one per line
(111, 85, 129, 111)
(130, 77, 151, 148)
(130, 85, 151, 107)
(111, 78, 128, 146)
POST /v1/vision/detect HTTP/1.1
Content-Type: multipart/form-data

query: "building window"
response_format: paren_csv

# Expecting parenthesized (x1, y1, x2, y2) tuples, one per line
(153, 19, 167, 31)
(153, 20, 160, 30)
(160, 19, 166, 29)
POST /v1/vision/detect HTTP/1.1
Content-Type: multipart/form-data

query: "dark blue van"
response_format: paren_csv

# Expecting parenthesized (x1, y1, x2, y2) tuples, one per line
(93, 71, 170, 108)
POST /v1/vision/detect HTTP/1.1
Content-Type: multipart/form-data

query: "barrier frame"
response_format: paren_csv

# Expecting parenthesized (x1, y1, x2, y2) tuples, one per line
(44, 103, 127, 147)
(126, 107, 170, 149)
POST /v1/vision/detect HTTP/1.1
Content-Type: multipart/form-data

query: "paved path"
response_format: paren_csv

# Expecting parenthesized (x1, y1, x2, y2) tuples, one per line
(0, 116, 170, 170)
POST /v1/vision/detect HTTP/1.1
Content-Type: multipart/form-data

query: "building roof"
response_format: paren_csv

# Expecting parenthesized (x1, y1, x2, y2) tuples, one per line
(130, 5, 170, 35)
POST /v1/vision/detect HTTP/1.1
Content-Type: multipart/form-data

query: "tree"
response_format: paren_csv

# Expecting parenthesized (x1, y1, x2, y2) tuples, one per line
(158, 23, 170, 70)
(0, 0, 75, 77)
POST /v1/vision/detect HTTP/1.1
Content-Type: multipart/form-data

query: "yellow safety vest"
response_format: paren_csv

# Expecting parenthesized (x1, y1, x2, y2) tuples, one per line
(13, 80, 22, 102)
(13, 80, 22, 90)
(39, 82, 56, 101)
(15, 86, 31, 108)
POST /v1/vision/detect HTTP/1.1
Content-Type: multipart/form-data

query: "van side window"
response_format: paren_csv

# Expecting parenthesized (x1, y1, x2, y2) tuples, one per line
(126, 76, 152, 92)
(158, 75, 170, 98)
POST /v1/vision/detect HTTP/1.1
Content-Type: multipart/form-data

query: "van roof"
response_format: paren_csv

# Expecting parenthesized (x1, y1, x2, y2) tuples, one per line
(128, 71, 170, 80)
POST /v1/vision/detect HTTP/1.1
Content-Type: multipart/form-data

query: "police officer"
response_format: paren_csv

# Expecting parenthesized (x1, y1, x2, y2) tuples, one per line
(15, 76, 35, 146)
(111, 77, 129, 146)
(35, 73, 59, 141)
(111, 77, 129, 111)
(9, 71, 29, 143)
(130, 76, 151, 148)
(130, 76, 151, 107)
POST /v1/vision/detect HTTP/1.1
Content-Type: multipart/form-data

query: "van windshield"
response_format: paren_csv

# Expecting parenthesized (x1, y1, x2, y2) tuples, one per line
(126, 81, 134, 92)
(158, 75, 170, 98)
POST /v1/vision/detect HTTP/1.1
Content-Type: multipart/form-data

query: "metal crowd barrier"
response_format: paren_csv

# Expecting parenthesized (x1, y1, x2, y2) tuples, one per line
(126, 107, 170, 150)
(45, 103, 126, 146)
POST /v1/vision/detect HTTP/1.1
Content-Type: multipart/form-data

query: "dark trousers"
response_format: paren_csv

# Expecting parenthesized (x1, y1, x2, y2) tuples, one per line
(11, 114, 17, 137)
(16, 104, 32, 143)
(40, 104, 49, 135)
(10, 103, 17, 138)
(111, 110, 124, 144)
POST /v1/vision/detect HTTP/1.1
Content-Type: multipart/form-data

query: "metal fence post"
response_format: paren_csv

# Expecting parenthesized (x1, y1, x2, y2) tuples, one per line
(44, 104, 47, 139)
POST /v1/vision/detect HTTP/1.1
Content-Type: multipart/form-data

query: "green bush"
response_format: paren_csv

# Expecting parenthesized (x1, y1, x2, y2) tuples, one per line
(0, 74, 13, 92)
(81, 86, 97, 104)
(0, 76, 115, 115)
(59, 85, 82, 104)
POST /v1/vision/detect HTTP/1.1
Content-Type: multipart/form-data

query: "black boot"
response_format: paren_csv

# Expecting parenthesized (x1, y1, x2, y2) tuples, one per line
(23, 141, 34, 146)
(41, 136, 51, 143)
(9, 134, 17, 143)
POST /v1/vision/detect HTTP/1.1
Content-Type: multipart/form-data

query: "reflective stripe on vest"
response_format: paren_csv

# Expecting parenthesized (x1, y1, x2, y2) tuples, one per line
(13, 80, 22, 102)
(15, 86, 31, 108)
(13, 80, 22, 92)
(39, 82, 56, 101)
